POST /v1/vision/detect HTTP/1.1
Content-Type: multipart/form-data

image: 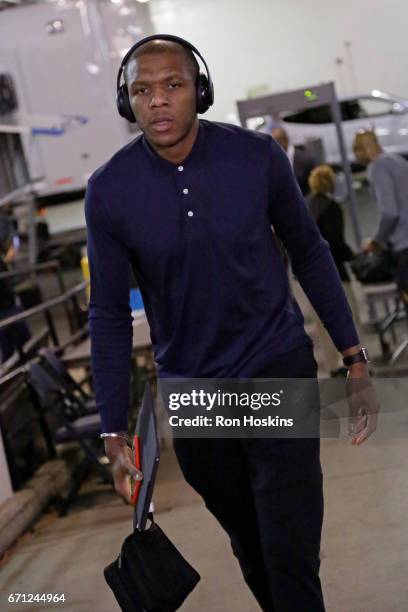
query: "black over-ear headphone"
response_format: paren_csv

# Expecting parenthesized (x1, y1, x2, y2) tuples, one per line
(116, 34, 214, 123)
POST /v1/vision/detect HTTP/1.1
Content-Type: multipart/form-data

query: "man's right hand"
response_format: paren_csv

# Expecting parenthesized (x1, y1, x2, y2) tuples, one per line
(104, 437, 143, 503)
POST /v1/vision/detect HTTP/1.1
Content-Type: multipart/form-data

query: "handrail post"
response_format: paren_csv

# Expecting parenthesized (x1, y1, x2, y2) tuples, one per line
(43, 308, 59, 346)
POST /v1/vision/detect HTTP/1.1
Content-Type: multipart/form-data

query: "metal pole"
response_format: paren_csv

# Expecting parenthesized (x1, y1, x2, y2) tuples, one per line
(329, 83, 362, 248)
(44, 309, 59, 346)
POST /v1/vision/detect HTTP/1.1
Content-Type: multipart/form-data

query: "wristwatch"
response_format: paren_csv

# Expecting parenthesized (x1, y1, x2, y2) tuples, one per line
(342, 347, 370, 367)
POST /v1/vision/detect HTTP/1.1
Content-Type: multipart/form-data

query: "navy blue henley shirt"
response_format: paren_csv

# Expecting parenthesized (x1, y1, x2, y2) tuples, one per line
(85, 120, 359, 433)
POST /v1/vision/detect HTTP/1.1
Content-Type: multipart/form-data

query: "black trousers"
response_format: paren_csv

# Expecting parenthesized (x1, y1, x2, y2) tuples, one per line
(173, 345, 325, 612)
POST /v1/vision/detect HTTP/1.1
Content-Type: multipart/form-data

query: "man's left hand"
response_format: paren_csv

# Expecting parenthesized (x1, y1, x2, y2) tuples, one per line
(346, 362, 379, 445)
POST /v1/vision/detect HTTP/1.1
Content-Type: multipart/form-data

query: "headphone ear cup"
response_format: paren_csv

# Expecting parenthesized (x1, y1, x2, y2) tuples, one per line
(196, 73, 210, 114)
(116, 83, 136, 123)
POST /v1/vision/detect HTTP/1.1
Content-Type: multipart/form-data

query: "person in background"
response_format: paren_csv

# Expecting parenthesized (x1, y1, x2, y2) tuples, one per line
(0, 201, 18, 235)
(353, 129, 408, 308)
(0, 211, 31, 363)
(307, 165, 361, 375)
(271, 125, 317, 195)
(35, 205, 51, 262)
(308, 165, 354, 281)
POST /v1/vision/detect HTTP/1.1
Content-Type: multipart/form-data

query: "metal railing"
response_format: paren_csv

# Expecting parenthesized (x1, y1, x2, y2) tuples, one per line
(0, 280, 88, 376)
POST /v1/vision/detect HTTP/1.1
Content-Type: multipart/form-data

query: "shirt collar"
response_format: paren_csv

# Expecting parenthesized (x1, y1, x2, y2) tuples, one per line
(141, 119, 205, 176)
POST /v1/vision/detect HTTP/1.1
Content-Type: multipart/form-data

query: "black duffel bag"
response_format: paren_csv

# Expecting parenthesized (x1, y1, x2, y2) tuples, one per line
(350, 250, 395, 284)
(104, 516, 200, 612)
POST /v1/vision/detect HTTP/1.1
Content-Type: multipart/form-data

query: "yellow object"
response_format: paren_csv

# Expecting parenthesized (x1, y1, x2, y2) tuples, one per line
(81, 256, 90, 302)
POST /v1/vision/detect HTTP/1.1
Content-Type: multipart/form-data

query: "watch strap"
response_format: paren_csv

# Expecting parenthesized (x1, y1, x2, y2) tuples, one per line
(343, 347, 369, 367)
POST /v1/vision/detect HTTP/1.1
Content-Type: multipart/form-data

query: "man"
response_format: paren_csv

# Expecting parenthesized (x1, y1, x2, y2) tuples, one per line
(271, 126, 317, 195)
(85, 35, 378, 611)
(353, 129, 408, 305)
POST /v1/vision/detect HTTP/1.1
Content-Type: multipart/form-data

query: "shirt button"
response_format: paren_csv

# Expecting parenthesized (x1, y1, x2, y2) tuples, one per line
(178, 165, 184, 172)
(183, 188, 189, 195)
(187, 211, 194, 217)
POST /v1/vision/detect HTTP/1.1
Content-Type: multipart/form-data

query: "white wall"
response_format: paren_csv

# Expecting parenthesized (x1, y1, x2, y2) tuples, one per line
(149, 0, 408, 123)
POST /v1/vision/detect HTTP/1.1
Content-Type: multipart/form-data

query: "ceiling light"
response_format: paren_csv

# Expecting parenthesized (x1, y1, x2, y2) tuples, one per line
(46, 19, 64, 34)
(86, 63, 101, 75)
(120, 7, 134, 15)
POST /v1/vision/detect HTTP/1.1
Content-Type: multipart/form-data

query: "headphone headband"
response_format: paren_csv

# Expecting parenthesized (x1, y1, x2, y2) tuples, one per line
(116, 33, 213, 98)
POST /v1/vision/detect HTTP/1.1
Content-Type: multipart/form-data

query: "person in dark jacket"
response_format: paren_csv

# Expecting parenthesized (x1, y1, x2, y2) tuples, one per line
(307, 165, 361, 374)
(307, 165, 354, 280)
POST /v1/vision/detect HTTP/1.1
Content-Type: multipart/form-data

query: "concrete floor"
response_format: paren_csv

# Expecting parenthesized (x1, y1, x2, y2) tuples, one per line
(0, 447, 259, 612)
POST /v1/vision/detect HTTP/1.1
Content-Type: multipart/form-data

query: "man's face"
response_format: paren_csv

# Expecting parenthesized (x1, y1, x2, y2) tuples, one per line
(353, 137, 370, 166)
(126, 50, 197, 151)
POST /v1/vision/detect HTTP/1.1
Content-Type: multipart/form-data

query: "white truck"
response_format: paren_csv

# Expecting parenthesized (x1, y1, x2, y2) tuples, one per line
(0, 0, 154, 199)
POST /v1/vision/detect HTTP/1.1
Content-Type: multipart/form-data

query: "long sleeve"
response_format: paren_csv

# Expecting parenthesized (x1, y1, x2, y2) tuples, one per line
(267, 140, 359, 351)
(370, 162, 400, 247)
(84, 178, 133, 433)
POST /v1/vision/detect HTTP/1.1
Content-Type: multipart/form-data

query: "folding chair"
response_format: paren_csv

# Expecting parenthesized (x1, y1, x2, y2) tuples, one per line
(38, 347, 97, 414)
(26, 362, 112, 515)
